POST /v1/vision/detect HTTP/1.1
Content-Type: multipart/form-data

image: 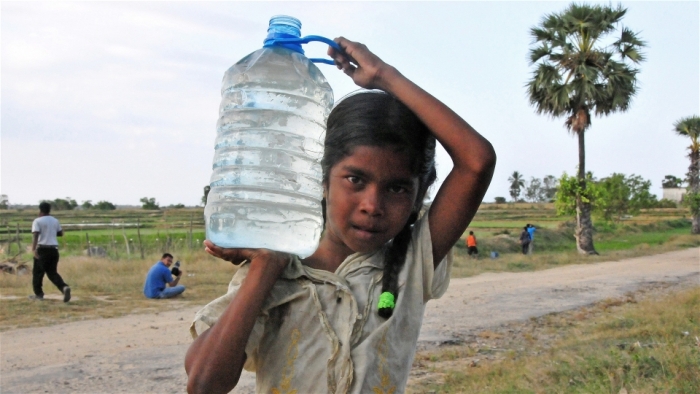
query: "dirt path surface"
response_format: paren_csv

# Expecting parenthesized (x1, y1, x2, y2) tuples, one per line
(1, 248, 698, 393)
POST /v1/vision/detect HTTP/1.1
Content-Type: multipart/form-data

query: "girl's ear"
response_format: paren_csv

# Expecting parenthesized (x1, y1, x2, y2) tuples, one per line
(407, 211, 419, 225)
(321, 181, 329, 227)
(412, 199, 424, 218)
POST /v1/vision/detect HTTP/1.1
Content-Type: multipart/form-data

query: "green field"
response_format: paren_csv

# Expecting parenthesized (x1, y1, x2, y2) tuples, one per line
(0, 202, 697, 331)
(1, 203, 696, 262)
(0, 208, 205, 258)
(461, 204, 696, 254)
(446, 203, 699, 278)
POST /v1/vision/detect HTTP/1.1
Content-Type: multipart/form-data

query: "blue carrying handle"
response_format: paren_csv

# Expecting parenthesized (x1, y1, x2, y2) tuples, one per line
(265, 35, 344, 65)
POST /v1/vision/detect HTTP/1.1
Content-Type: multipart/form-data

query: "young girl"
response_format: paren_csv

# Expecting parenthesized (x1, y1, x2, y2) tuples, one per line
(185, 37, 496, 394)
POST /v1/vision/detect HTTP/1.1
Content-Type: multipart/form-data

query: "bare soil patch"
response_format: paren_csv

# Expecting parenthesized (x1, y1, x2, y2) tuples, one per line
(1, 248, 697, 393)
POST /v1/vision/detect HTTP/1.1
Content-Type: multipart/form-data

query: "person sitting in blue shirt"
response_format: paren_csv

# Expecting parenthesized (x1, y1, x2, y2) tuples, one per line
(144, 253, 185, 299)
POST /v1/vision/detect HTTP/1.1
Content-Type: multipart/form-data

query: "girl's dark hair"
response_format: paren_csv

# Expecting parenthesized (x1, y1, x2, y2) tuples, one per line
(322, 91, 437, 318)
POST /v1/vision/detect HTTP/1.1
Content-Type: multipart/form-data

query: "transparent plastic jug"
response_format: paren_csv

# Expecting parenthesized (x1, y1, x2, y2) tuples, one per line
(204, 15, 335, 258)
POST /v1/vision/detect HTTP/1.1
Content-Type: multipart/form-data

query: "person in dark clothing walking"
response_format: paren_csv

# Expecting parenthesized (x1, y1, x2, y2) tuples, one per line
(30, 202, 71, 302)
(519, 226, 531, 255)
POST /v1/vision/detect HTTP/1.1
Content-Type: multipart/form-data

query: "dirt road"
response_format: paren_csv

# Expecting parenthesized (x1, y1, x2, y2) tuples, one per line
(1, 248, 698, 393)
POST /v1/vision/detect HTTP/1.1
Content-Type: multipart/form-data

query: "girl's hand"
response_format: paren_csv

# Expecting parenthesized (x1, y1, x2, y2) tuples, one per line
(327, 37, 395, 90)
(203, 240, 290, 274)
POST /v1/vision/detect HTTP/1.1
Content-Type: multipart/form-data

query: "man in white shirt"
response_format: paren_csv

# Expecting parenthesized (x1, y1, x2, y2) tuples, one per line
(30, 202, 71, 302)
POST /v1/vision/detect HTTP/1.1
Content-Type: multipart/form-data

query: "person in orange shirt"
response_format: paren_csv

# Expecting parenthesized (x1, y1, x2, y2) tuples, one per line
(466, 231, 478, 259)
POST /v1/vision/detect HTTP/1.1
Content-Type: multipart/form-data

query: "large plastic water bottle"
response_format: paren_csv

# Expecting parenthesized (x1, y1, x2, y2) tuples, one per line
(204, 15, 334, 258)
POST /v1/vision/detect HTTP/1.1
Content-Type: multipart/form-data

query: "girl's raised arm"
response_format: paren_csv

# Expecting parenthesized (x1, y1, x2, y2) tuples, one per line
(329, 38, 496, 266)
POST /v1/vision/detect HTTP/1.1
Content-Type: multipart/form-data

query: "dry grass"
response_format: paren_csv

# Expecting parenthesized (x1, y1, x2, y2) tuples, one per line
(3, 239, 698, 331)
(0, 250, 237, 331)
(408, 285, 700, 393)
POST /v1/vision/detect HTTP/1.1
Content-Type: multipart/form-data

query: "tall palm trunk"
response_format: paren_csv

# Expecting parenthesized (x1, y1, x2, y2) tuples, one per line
(575, 130, 597, 254)
(689, 149, 700, 234)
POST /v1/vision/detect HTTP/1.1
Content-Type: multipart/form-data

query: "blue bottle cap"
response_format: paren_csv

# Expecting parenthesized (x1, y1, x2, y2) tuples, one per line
(262, 15, 345, 65)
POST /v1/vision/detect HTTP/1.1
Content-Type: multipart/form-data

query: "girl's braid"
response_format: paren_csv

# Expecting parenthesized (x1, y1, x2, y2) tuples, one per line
(377, 211, 418, 318)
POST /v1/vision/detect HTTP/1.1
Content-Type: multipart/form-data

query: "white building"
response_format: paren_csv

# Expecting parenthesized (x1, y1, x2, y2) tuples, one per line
(662, 187, 686, 203)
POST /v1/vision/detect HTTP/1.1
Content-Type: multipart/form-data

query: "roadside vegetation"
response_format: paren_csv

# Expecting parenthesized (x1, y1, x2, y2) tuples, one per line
(0, 203, 696, 331)
(409, 285, 700, 393)
(452, 203, 699, 278)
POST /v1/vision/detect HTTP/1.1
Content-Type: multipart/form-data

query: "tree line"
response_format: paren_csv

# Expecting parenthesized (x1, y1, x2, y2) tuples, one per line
(499, 171, 675, 221)
(35, 197, 187, 211)
(503, 172, 559, 203)
(555, 172, 675, 223)
(39, 197, 117, 211)
(16, 186, 213, 212)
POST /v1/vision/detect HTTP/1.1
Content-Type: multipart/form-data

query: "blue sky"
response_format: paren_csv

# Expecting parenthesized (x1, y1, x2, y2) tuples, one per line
(2, 1, 698, 206)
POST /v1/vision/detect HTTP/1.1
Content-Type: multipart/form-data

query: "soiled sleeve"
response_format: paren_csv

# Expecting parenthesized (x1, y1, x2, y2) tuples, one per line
(413, 210, 453, 302)
(189, 263, 265, 371)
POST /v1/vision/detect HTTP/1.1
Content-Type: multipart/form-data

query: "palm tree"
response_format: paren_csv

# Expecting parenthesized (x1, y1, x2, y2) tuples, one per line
(508, 171, 526, 201)
(526, 3, 645, 254)
(674, 115, 700, 234)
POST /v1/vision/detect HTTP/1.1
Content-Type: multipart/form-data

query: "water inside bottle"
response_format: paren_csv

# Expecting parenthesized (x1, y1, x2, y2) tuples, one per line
(205, 44, 332, 257)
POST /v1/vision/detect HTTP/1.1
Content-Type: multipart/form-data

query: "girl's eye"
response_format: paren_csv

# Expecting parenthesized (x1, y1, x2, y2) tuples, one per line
(389, 185, 408, 194)
(347, 176, 362, 184)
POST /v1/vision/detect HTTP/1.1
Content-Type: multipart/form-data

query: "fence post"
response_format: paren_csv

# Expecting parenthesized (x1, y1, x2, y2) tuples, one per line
(137, 218, 144, 259)
(86, 232, 91, 256)
(122, 223, 131, 257)
(111, 223, 117, 259)
(6, 224, 11, 255)
(189, 213, 194, 250)
(16, 223, 22, 253)
(166, 224, 172, 251)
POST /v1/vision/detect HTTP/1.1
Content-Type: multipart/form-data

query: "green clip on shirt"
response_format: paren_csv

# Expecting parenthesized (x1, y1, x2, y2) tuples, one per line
(191, 211, 453, 394)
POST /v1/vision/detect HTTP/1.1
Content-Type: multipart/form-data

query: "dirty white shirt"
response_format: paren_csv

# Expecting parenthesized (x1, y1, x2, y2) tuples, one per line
(191, 211, 452, 394)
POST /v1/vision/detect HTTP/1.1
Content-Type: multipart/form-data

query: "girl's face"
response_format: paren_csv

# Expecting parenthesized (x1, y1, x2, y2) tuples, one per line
(323, 145, 420, 255)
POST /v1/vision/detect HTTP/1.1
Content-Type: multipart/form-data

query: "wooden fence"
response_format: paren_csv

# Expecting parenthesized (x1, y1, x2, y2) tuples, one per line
(1, 215, 206, 260)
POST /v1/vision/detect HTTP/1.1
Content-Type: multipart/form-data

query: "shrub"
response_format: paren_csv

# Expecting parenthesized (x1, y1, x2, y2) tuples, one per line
(94, 201, 117, 210)
(140, 197, 160, 210)
(656, 198, 678, 208)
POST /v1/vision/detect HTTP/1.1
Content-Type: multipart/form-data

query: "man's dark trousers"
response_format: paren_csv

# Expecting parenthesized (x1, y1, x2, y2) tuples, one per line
(32, 247, 68, 297)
